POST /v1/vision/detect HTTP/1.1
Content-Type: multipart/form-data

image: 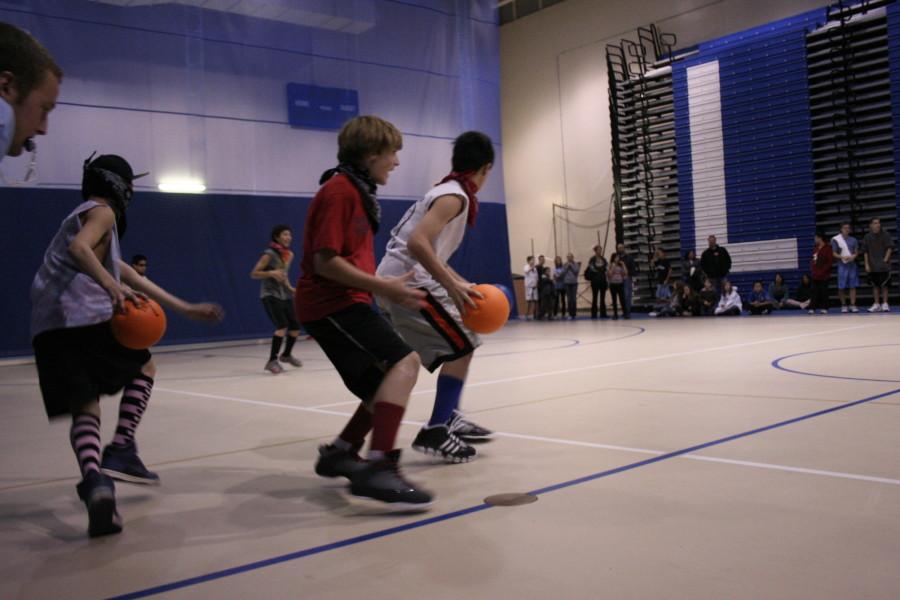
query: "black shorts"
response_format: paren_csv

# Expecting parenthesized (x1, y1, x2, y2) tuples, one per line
(302, 303, 414, 403)
(869, 271, 891, 288)
(33, 323, 152, 419)
(262, 296, 300, 330)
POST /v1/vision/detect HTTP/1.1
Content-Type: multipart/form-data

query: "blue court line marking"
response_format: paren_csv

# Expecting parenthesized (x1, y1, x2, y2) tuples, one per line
(108, 384, 900, 599)
(478, 325, 646, 358)
(772, 343, 900, 384)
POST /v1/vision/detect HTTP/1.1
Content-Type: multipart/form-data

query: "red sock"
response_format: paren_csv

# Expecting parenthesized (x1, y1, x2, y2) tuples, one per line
(338, 404, 373, 446)
(369, 402, 405, 453)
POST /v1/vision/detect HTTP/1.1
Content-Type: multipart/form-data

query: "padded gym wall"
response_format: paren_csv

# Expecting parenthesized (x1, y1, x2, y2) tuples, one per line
(672, 9, 824, 295)
(0, 0, 510, 357)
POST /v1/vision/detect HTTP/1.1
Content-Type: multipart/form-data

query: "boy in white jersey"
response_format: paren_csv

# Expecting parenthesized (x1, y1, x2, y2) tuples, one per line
(376, 131, 495, 462)
(31, 154, 223, 537)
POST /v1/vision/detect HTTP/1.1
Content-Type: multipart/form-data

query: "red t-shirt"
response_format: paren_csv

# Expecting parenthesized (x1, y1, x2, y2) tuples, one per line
(811, 243, 834, 281)
(295, 174, 376, 322)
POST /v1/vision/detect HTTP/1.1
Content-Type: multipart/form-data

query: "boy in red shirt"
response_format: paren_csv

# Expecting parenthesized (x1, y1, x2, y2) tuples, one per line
(810, 231, 834, 314)
(296, 116, 432, 508)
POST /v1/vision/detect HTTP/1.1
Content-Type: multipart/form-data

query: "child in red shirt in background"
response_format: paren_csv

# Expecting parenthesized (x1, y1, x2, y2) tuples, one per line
(810, 232, 834, 314)
(295, 115, 432, 508)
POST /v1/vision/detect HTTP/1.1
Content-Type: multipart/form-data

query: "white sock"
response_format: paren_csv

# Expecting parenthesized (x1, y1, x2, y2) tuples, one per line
(333, 438, 352, 451)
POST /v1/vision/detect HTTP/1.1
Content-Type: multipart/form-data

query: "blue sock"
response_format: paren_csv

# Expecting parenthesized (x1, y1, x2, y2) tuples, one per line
(428, 375, 464, 427)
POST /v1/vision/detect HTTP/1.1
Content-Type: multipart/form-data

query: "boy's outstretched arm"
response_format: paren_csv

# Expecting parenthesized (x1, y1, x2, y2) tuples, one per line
(119, 260, 224, 322)
(407, 194, 482, 314)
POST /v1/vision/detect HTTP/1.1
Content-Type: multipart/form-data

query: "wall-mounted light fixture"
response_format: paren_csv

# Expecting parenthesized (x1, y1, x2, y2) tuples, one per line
(158, 178, 207, 194)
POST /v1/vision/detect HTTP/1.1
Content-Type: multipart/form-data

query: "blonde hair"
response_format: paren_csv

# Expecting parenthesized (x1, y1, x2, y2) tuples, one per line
(337, 115, 403, 167)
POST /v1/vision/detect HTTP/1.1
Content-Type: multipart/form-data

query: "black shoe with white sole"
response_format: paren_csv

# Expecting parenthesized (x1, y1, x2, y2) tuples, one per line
(447, 410, 494, 441)
(349, 450, 433, 508)
(412, 425, 476, 463)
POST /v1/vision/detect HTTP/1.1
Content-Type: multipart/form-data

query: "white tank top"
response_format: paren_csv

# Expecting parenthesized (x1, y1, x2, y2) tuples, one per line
(377, 180, 469, 290)
(31, 200, 122, 337)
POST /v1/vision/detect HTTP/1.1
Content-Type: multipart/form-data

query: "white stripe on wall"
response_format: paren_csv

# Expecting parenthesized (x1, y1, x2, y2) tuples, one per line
(686, 61, 798, 272)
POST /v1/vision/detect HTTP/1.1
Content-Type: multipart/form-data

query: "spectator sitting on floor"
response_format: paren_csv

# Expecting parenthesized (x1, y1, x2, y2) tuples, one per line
(768, 273, 789, 309)
(747, 280, 775, 315)
(784, 274, 812, 310)
(698, 278, 718, 316)
(715, 279, 742, 316)
(678, 281, 701, 316)
(651, 247, 672, 302)
(682, 249, 704, 291)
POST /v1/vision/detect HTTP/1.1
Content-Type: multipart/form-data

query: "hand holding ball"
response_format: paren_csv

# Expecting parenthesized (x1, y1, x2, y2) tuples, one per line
(111, 298, 167, 349)
(461, 284, 510, 334)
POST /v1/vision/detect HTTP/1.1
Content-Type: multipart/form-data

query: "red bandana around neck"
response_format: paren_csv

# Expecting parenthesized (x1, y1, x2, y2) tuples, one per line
(439, 171, 479, 227)
(269, 242, 291, 262)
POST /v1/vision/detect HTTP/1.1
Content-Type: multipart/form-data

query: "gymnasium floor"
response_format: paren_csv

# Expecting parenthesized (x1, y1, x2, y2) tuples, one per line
(1, 313, 899, 599)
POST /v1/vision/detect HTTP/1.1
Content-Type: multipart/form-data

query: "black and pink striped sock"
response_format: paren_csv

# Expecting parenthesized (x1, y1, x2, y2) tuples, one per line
(70, 413, 102, 477)
(112, 374, 154, 447)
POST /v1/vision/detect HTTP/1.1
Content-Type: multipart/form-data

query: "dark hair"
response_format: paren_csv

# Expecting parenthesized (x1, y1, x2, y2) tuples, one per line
(774, 273, 784, 284)
(801, 274, 811, 284)
(840, 221, 851, 228)
(684, 249, 694, 260)
(271, 224, 291, 242)
(451, 131, 494, 173)
(526, 255, 534, 261)
(131, 254, 147, 264)
(0, 23, 63, 101)
(815, 231, 826, 241)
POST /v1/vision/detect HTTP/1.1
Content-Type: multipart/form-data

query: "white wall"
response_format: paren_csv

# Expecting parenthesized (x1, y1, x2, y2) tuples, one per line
(500, 0, 832, 272)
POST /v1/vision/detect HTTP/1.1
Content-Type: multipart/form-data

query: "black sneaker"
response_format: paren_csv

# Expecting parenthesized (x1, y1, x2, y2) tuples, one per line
(447, 410, 494, 441)
(315, 443, 367, 480)
(350, 450, 433, 508)
(76, 471, 123, 538)
(101, 442, 160, 485)
(412, 425, 476, 463)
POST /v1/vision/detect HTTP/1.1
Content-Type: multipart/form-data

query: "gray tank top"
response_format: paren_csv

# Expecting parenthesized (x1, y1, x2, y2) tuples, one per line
(260, 248, 292, 300)
(31, 200, 122, 337)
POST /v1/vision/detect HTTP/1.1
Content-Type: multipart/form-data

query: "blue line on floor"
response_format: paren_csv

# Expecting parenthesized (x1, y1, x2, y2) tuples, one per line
(108, 385, 900, 599)
(771, 343, 900, 384)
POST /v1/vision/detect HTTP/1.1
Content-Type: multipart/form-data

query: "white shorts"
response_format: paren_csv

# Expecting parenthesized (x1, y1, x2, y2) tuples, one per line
(379, 286, 481, 372)
(525, 286, 538, 301)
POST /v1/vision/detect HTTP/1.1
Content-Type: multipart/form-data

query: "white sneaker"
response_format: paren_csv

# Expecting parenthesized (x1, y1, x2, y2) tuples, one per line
(868, 303, 881, 313)
(648, 311, 658, 317)
(849, 305, 859, 313)
(841, 306, 848, 313)
(882, 303, 890, 313)
(807, 309, 815, 315)
(819, 309, 828, 314)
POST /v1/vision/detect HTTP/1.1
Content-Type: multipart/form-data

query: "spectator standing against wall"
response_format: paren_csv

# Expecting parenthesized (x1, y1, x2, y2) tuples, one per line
(607, 253, 629, 320)
(701, 235, 731, 291)
(562, 252, 580, 320)
(552, 256, 566, 317)
(810, 232, 834, 315)
(831, 222, 860, 313)
(615, 243, 636, 319)
(584, 245, 608, 319)
(523, 256, 538, 320)
(862, 218, 894, 313)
